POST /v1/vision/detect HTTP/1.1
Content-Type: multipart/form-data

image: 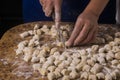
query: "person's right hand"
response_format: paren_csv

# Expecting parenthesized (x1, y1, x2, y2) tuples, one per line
(66, 11, 99, 47)
(39, 0, 62, 22)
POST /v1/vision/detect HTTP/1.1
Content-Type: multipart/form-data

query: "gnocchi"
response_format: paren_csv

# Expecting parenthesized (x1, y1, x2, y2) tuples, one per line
(15, 24, 120, 80)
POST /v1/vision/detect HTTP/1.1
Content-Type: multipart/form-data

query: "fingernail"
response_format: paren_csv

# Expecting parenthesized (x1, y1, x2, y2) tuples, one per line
(65, 41, 71, 47)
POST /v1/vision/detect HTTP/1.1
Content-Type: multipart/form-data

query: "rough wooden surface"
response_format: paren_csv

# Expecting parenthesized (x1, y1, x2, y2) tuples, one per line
(0, 21, 119, 80)
(0, 21, 73, 80)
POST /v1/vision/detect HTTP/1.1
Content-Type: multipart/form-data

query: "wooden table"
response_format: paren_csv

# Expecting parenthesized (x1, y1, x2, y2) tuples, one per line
(0, 21, 119, 80)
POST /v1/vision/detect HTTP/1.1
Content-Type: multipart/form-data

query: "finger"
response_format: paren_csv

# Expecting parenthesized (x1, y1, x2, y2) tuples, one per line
(66, 19, 84, 47)
(88, 27, 97, 44)
(74, 22, 91, 45)
(54, 0, 62, 22)
(44, 1, 54, 17)
(40, 0, 46, 8)
(40, 0, 46, 12)
(39, 0, 44, 6)
(80, 26, 96, 45)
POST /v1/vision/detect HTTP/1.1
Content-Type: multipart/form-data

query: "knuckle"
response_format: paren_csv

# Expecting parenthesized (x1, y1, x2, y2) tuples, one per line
(78, 17, 83, 22)
(85, 20, 91, 25)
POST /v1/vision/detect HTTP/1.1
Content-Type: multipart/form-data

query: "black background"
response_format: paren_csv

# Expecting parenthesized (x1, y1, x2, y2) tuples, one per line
(1, 0, 23, 39)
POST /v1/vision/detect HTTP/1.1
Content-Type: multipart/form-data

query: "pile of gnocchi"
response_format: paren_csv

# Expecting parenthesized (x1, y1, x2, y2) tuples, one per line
(15, 24, 120, 80)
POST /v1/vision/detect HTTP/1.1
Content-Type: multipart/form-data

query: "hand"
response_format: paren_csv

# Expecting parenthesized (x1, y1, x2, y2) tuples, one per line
(39, 0, 62, 22)
(66, 11, 99, 46)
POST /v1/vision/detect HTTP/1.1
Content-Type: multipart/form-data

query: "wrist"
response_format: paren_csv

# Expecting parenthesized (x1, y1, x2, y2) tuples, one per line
(82, 10, 99, 20)
(83, 0, 109, 20)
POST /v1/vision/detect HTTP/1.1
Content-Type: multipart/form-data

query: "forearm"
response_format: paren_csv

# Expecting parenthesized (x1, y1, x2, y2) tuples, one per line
(83, 0, 109, 18)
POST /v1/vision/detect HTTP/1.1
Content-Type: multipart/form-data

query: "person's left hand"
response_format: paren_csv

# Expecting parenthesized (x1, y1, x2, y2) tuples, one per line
(66, 11, 99, 46)
(39, 0, 62, 22)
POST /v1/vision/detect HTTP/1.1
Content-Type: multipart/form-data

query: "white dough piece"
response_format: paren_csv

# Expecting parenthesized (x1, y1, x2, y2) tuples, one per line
(90, 63, 103, 74)
(96, 72, 105, 79)
(47, 72, 56, 80)
(80, 72, 88, 79)
(32, 63, 42, 71)
(20, 31, 30, 38)
(115, 32, 120, 37)
(34, 24, 40, 30)
(88, 74, 97, 80)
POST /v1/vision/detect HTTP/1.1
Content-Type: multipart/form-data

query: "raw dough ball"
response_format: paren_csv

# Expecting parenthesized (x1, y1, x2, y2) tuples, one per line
(70, 70, 79, 79)
(104, 44, 112, 52)
(82, 64, 91, 72)
(105, 74, 112, 80)
(80, 72, 88, 79)
(47, 66, 56, 72)
(31, 56, 39, 63)
(33, 35, 40, 40)
(76, 56, 87, 71)
(40, 57, 46, 64)
(99, 48, 106, 53)
(110, 72, 117, 80)
(71, 58, 80, 66)
(32, 63, 42, 71)
(88, 74, 97, 80)
(47, 72, 56, 80)
(91, 45, 99, 52)
(115, 32, 120, 37)
(93, 37, 105, 44)
(107, 51, 115, 58)
(23, 47, 34, 62)
(23, 54, 32, 62)
(90, 63, 103, 74)
(115, 52, 120, 59)
(28, 30, 34, 36)
(54, 68, 62, 78)
(117, 64, 120, 69)
(43, 61, 53, 69)
(62, 31, 68, 38)
(68, 66, 76, 72)
(109, 41, 118, 47)
(61, 69, 70, 75)
(56, 42, 64, 47)
(20, 31, 30, 38)
(42, 46, 51, 53)
(36, 29, 42, 35)
(111, 60, 119, 65)
(34, 24, 40, 30)
(99, 53, 106, 58)
(87, 59, 95, 66)
(78, 49, 87, 56)
(104, 34, 113, 42)
(112, 46, 120, 53)
(96, 72, 105, 79)
(106, 55, 114, 61)
(59, 55, 67, 61)
(28, 39, 35, 47)
(50, 48, 58, 55)
(16, 49, 23, 55)
(54, 60, 62, 66)
(53, 51, 60, 56)
(41, 25, 49, 34)
(114, 38, 120, 44)
(38, 68, 47, 76)
(32, 49, 40, 57)
(62, 76, 70, 80)
(97, 56, 106, 64)
(18, 40, 28, 50)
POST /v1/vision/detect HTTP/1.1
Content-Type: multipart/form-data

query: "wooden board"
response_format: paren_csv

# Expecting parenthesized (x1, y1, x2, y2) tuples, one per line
(0, 21, 73, 80)
(0, 21, 120, 80)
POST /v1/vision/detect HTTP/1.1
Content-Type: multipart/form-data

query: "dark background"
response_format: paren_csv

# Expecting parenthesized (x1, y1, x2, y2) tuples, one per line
(1, 0, 23, 39)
